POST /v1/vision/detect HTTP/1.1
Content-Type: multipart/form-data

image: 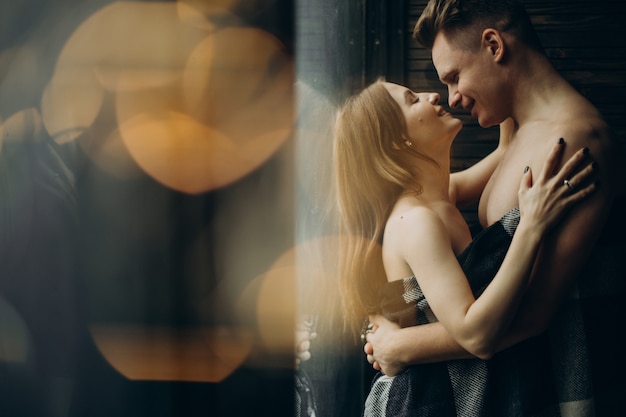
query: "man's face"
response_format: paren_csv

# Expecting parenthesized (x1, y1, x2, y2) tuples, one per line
(431, 32, 503, 128)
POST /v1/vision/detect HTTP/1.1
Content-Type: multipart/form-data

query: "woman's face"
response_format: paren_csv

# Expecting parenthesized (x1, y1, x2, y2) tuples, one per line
(382, 82, 462, 147)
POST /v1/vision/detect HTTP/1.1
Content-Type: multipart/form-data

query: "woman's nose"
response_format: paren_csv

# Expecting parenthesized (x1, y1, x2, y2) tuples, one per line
(427, 92, 440, 105)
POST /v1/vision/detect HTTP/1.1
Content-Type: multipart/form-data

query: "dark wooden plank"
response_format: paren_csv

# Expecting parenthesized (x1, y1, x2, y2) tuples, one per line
(364, 0, 408, 85)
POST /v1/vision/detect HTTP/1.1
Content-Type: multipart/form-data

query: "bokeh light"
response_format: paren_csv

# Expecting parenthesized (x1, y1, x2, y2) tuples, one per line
(40, 1, 293, 192)
(90, 324, 252, 382)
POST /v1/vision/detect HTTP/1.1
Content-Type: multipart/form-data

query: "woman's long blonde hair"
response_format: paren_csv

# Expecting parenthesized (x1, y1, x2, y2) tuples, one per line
(334, 79, 435, 331)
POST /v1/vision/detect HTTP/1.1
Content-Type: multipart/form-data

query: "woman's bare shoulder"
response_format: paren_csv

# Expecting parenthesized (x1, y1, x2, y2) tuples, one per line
(385, 203, 449, 249)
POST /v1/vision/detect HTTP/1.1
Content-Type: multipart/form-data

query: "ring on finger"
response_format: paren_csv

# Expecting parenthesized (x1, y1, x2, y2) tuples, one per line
(563, 179, 575, 191)
(361, 328, 374, 343)
(360, 322, 375, 343)
(361, 320, 371, 343)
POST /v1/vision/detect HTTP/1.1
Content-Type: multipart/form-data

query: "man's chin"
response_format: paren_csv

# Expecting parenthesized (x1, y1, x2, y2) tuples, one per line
(476, 116, 498, 128)
(477, 119, 490, 128)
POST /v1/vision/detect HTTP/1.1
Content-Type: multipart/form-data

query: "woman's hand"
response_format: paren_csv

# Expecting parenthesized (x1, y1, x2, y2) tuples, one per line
(364, 315, 406, 376)
(518, 140, 597, 235)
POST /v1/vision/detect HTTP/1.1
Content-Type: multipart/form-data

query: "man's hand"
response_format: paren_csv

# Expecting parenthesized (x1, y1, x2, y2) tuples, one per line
(364, 315, 406, 376)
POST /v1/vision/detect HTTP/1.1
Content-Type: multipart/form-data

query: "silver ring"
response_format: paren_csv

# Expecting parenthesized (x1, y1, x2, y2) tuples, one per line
(361, 329, 373, 343)
(360, 321, 374, 343)
(564, 179, 574, 191)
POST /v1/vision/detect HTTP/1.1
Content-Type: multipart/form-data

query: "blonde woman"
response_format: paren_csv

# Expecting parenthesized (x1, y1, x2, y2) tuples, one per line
(334, 79, 596, 416)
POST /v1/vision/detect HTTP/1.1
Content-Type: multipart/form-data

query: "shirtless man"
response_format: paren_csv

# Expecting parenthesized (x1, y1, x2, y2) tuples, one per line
(365, 0, 625, 414)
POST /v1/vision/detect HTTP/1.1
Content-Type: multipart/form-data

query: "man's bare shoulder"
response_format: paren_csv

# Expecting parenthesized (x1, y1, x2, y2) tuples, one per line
(553, 106, 620, 184)
(561, 113, 610, 146)
(521, 100, 613, 159)
(559, 96, 611, 139)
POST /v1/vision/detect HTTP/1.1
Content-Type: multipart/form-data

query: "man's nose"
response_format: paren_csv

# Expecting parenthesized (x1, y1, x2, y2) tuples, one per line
(448, 90, 461, 109)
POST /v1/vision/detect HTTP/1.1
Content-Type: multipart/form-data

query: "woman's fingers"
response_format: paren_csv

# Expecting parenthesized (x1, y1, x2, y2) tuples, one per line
(537, 139, 592, 186)
(551, 147, 597, 210)
(552, 146, 591, 185)
(537, 138, 566, 182)
(520, 165, 533, 191)
(559, 176, 597, 207)
(518, 141, 598, 234)
(561, 158, 596, 192)
(535, 139, 596, 195)
(551, 149, 598, 207)
(570, 182, 597, 204)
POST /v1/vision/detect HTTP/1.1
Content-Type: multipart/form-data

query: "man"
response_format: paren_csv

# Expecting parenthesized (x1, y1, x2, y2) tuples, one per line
(365, 0, 625, 415)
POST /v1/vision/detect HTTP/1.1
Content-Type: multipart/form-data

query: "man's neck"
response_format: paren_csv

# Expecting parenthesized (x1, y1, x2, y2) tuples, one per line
(508, 51, 575, 127)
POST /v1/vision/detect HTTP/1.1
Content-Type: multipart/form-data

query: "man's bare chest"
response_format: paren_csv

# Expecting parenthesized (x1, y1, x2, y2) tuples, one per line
(479, 142, 548, 227)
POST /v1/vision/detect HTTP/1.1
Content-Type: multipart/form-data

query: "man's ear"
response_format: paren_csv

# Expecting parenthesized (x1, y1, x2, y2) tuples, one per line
(482, 28, 505, 62)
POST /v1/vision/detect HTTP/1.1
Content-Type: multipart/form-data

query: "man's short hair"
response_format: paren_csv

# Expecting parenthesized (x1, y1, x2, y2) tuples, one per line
(413, 0, 543, 52)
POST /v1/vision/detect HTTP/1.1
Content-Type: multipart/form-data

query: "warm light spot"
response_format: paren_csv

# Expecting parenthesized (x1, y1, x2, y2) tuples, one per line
(237, 266, 295, 356)
(41, 1, 293, 192)
(90, 325, 252, 382)
(182, 27, 294, 140)
(273, 236, 343, 344)
(235, 236, 345, 357)
(271, 236, 343, 310)
(176, 0, 238, 29)
(52, 2, 208, 93)
(118, 109, 291, 193)
(257, 266, 296, 353)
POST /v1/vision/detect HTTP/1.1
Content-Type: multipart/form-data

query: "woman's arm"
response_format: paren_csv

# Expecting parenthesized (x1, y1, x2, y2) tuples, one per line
(450, 118, 514, 207)
(368, 144, 597, 373)
(399, 205, 540, 359)
(365, 302, 562, 376)
(394, 143, 596, 360)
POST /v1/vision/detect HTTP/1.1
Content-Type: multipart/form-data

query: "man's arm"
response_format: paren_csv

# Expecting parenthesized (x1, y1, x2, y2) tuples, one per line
(502, 136, 614, 342)
(450, 118, 513, 207)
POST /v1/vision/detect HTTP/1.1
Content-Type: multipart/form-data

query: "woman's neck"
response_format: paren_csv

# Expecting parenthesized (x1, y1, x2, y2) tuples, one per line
(406, 153, 451, 203)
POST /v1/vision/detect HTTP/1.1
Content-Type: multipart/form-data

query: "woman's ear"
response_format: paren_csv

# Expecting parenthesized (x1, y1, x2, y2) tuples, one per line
(482, 28, 505, 62)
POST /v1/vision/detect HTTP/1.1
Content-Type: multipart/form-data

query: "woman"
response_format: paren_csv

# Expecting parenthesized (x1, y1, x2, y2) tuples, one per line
(333, 79, 596, 416)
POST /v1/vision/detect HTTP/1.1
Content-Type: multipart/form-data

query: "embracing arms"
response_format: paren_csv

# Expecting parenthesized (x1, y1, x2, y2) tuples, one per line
(367, 139, 604, 374)
(397, 142, 596, 360)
